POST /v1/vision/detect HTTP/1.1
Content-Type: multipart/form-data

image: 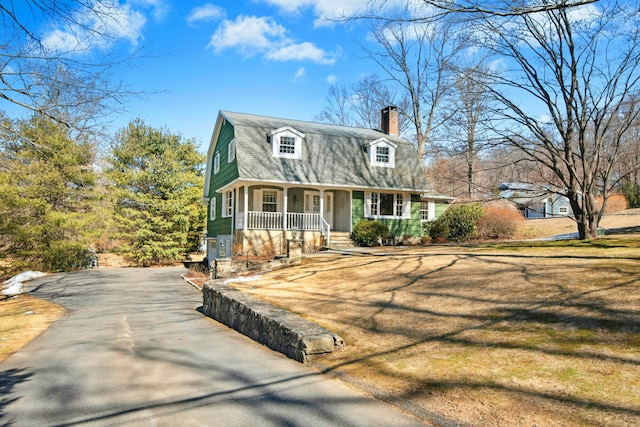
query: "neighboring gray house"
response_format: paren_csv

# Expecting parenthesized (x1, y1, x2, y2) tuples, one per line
(499, 182, 573, 218)
(203, 106, 452, 259)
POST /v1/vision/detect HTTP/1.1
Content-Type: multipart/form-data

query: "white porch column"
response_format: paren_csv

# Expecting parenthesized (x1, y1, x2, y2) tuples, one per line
(319, 189, 325, 223)
(283, 187, 289, 231)
(243, 186, 248, 231)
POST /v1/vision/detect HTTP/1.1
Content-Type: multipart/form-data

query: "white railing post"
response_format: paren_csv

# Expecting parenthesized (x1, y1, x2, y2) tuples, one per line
(320, 217, 330, 245)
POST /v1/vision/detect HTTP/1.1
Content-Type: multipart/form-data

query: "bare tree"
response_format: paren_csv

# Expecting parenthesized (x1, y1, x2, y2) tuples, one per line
(475, 1, 640, 239)
(315, 83, 354, 127)
(438, 65, 495, 198)
(418, 0, 598, 18)
(315, 74, 411, 134)
(358, 1, 468, 161)
(0, 0, 143, 136)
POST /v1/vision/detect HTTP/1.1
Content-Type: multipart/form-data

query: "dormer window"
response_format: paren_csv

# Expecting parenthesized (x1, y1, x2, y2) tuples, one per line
(269, 126, 305, 159)
(279, 136, 296, 154)
(366, 138, 397, 168)
(376, 146, 390, 163)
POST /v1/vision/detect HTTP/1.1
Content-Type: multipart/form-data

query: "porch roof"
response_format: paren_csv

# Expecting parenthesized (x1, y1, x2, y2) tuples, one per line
(220, 111, 436, 195)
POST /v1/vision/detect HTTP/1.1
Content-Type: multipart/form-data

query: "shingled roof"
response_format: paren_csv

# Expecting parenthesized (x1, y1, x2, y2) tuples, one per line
(214, 110, 437, 194)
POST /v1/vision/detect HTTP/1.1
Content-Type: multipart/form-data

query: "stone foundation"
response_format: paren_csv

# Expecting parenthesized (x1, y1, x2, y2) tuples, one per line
(202, 280, 344, 363)
(235, 230, 323, 256)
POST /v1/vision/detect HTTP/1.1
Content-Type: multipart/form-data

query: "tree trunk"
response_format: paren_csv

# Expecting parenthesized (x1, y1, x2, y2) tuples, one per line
(569, 191, 600, 240)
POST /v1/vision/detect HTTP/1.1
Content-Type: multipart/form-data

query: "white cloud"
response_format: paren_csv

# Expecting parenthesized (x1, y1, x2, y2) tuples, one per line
(130, 0, 170, 20)
(326, 74, 337, 84)
(208, 14, 335, 64)
(209, 15, 286, 55)
(42, 1, 146, 53)
(265, 41, 336, 64)
(187, 4, 226, 26)
(258, 0, 428, 27)
(293, 67, 307, 81)
(258, 0, 316, 13)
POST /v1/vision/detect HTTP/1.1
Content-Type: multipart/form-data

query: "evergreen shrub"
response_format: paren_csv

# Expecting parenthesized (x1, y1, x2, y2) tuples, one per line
(430, 203, 484, 242)
(352, 220, 389, 246)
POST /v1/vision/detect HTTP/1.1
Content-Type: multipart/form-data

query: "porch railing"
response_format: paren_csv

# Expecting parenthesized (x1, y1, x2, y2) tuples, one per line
(237, 211, 323, 231)
(320, 216, 330, 245)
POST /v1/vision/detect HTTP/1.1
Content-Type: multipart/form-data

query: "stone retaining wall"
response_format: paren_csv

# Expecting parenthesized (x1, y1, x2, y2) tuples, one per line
(202, 280, 344, 363)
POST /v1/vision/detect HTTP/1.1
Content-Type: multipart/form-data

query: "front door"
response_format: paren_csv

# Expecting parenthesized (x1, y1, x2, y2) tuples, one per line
(324, 192, 334, 229)
(304, 191, 334, 229)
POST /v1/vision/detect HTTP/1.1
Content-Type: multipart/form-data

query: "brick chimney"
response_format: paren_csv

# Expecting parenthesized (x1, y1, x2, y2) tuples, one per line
(381, 106, 398, 136)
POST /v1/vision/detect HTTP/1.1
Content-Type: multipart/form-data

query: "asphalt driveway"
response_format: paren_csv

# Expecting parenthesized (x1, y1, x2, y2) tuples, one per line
(0, 267, 424, 426)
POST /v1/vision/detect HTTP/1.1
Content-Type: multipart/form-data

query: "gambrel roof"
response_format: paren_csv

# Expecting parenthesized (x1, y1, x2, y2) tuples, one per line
(204, 110, 448, 198)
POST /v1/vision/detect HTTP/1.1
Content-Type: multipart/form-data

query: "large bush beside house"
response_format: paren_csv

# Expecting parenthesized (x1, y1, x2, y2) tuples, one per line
(477, 203, 524, 240)
(352, 220, 390, 246)
(431, 203, 484, 242)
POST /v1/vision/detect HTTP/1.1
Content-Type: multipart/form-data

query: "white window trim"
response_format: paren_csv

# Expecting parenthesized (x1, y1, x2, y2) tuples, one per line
(209, 197, 216, 221)
(365, 191, 410, 219)
(253, 188, 283, 212)
(214, 152, 220, 174)
(222, 190, 234, 218)
(366, 138, 397, 168)
(421, 201, 436, 222)
(228, 139, 236, 163)
(304, 191, 321, 214)
(269, 126, 305, 160)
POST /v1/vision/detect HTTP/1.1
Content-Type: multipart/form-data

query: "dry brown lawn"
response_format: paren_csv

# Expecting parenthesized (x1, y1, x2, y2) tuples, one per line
(0, 294, 65, 363)
(228, 219, 640, 426)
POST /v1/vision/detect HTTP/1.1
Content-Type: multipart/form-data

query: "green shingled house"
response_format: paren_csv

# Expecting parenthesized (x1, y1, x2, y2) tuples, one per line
(203, 106, 452, 259)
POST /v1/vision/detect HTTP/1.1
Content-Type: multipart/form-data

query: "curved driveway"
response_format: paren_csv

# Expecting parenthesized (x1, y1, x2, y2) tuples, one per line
(0, 268, 425, 426)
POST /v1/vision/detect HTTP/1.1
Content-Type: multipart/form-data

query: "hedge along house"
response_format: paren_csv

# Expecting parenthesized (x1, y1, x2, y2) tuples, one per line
(203, 106, 452, 259)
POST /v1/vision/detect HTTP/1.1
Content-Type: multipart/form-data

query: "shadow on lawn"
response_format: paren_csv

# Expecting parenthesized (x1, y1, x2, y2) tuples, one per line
(285, 251, 640, 425)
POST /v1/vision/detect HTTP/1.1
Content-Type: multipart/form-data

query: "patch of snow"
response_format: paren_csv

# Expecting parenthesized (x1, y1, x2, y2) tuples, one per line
(2, 271, 47, 296)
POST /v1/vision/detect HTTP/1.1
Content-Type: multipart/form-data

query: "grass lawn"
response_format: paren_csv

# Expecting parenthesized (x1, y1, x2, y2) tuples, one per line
(229, 234, 640, 426)
(0, 294, 64, 363)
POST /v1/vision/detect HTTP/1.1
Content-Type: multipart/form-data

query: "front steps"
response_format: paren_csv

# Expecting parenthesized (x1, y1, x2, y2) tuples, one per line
(326, 231, 354, 248)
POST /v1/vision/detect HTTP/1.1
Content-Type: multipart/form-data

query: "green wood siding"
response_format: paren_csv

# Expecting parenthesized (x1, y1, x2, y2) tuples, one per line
(435, 202, 449, 218)
(351, 191, 365, 230)
(351, 191, 423, 237)
(207, 120, 239, 236)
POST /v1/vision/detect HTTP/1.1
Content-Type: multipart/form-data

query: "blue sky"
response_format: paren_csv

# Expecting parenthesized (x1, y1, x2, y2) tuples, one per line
(79, 1, 378, 149)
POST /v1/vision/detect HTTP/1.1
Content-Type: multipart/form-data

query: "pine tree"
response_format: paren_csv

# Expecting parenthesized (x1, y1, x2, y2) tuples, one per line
(106, 119, 205, 266)
(0, 115, 99, 272)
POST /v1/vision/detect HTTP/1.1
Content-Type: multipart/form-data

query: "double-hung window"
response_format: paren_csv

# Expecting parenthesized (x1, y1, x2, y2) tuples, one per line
(371, 192, 379, 216)
(376, 146, 390, 164)
(209, 198, 216, 221)
(279, 136, 296, 155)
(214, 152, 220, 174)
(262, 190, 278, 212)
(395, 193, 403, 217)
(228, 140, 236, 163)
(420, 201, 435, 221)
(222, 190, 234, 217)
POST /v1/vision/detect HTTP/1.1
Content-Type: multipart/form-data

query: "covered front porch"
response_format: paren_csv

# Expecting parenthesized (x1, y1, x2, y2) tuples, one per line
(222, 182, 353, 255)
